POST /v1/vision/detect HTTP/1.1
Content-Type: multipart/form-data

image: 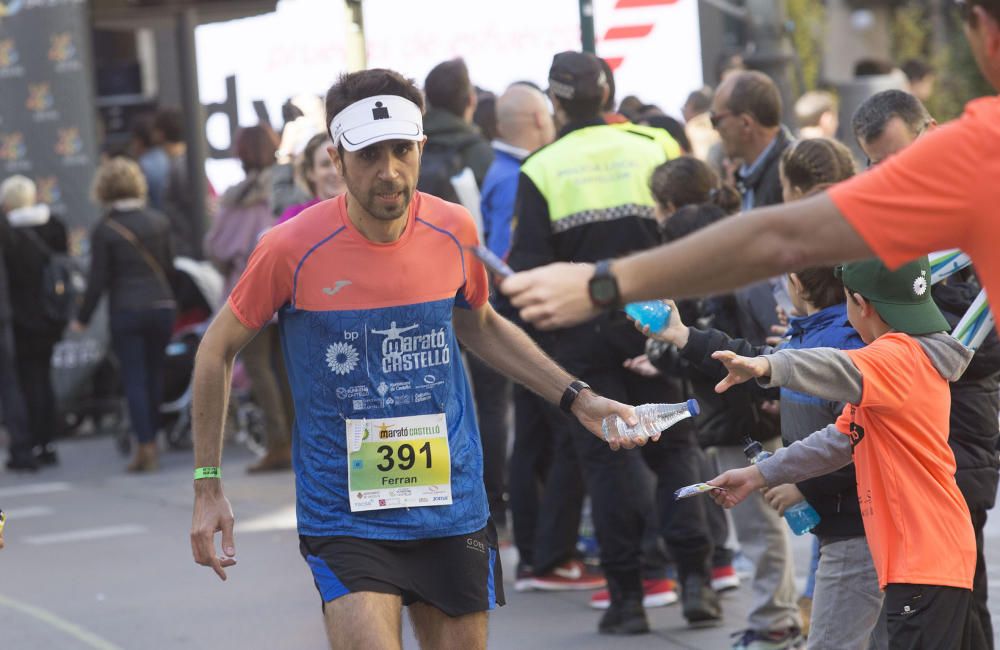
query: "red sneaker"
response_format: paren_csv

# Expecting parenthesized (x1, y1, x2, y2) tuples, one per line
(590, 578, 678, 609)
(711, 565, 740, 592)
(531, 559, 607, 591)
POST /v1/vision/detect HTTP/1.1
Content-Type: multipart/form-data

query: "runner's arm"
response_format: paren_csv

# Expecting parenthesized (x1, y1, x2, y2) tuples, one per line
(453, 303, 639, 448)
(190, 304, 259, 580)
(502, 193, 873, 330)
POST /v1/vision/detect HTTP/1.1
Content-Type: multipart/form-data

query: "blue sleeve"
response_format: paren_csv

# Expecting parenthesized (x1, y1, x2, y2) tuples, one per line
(481, 171, 519, 259)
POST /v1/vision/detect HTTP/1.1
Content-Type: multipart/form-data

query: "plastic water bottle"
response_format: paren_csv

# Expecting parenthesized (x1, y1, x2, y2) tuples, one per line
(624, 300, 671, 333)
(742, 437, 821, 536)
(601, 399, 700, 443)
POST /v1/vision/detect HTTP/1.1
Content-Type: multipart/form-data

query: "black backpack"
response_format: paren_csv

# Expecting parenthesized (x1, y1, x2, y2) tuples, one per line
(22, 228, 82, 324)
(416, 141, 466, 203)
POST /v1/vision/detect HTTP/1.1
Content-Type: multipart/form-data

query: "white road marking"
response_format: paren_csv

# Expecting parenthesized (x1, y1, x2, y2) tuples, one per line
(2, 506, 54, 519)
(24, 524, 147, 545)
(0, 482, 71, 498)
(0, 592, 124, 650)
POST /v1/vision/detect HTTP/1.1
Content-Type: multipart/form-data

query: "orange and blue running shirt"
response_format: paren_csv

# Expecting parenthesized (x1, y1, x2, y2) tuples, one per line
(834, 333, 975, 590)
(228, 192, 490, 540)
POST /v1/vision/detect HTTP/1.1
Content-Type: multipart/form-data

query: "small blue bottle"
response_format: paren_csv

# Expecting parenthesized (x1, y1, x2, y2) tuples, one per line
(625, 300, 671, 333)
(742, 437, 821, 536)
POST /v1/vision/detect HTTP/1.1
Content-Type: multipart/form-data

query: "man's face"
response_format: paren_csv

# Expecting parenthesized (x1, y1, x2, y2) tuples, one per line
(859, 116, 919, 166)
(709, 80, 744, 158)
(962, 4, 1000, 91)
(332, 139, 422, 221)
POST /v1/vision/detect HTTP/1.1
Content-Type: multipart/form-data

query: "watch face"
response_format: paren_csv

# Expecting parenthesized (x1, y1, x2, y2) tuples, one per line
(591, 279, 617, 303)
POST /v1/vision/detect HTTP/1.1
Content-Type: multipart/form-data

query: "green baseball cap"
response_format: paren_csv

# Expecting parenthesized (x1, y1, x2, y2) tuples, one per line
(835, 257, 950, 335)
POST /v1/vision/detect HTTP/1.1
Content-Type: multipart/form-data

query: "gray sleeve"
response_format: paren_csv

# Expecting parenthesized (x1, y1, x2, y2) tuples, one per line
(760, 347, 863, 404)
(756, 424, 854, 486)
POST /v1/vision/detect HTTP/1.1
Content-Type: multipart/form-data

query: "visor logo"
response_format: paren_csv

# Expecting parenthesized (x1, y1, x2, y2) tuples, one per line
(372, 101, 390, 121)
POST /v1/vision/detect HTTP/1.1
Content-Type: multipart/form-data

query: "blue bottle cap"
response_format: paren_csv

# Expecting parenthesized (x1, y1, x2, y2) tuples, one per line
(687, 398, 700, 416)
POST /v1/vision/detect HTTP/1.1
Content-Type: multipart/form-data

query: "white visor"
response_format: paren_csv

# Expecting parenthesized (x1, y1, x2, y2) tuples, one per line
(330, 94, 424, 152)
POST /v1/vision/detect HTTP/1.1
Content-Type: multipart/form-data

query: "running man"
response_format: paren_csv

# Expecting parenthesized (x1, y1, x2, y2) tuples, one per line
(189, 68, 635, 650)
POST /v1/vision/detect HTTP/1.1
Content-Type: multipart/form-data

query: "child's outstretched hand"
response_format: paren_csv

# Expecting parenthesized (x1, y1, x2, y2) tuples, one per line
(707, 466, 766, 508)
(632, 299, 689, 348)
(710, 351, 771, 393)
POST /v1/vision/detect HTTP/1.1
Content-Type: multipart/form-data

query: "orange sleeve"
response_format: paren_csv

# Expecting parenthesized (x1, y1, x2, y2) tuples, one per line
(227, 229, 295, 330)
(828, 103, 991, 269)
(845, 335, 916, 412)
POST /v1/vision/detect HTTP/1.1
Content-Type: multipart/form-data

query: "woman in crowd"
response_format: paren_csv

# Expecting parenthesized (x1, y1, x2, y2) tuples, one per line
(0, 175, 68, 469)
(73, 158, 176, 473)
(277, 133, 346, 224)
(205, 125, 295, 473)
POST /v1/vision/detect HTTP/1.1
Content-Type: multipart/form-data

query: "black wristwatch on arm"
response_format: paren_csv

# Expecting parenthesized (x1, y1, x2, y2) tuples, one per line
(560, 380, 592, 414)
(588, 260, 621, 309)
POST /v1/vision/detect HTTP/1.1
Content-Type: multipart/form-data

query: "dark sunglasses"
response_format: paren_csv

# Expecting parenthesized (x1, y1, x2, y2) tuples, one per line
(711, 111, 740, 129)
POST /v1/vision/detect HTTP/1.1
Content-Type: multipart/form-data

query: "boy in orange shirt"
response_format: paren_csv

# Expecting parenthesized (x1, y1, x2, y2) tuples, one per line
(707, 257, 979, 649)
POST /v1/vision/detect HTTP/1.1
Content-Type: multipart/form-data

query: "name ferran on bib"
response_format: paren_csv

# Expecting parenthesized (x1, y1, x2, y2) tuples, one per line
(346, 413, 452, 512)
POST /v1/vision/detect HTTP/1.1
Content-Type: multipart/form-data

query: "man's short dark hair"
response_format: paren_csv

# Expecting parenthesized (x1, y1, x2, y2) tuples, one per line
(153, 108, 184, 144)
(424, 58, 472, 118)
(726, 71, 782, 128)
(853, 58, 894, 78)
(851, 89, 931, 145)
(901, 58, 934, 83)
(325, 69, 424, 142)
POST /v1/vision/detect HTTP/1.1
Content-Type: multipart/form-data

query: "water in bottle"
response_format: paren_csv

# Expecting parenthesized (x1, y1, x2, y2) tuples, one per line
(741, 437, 821, 536)
(601, 399, 700, 444)
(624, 300, 671, 333)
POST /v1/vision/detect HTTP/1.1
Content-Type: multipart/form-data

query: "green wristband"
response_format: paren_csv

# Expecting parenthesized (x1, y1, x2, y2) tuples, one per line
(193, 467, 221, 480)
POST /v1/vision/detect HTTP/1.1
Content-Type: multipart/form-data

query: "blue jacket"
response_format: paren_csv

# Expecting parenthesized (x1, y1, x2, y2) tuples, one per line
(479, 144, 525, 258)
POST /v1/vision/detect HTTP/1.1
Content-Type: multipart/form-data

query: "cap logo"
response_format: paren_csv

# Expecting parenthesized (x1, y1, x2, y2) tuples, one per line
(913, 273, 928, 297)
(372, 101, 390, 121)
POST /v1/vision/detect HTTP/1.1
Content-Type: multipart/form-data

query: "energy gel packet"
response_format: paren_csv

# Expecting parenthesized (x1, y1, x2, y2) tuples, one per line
(674, 483, 724, 500)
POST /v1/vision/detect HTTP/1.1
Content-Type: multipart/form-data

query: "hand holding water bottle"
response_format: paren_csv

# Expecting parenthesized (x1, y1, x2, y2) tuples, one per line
(762, 484, 805, 516)
(600, 400, 700, 448)
(629, 299, 690, 348)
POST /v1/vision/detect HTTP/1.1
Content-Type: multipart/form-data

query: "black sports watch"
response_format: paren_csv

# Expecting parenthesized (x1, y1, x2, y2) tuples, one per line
(560, 380, 592, 414)
(588, 260, 621, 309)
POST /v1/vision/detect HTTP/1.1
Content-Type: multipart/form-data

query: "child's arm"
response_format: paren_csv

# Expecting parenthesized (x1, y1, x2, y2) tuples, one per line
(709, 424, 854, 508)
(638, 299, 773, 381)
(713, 347, 863, 404)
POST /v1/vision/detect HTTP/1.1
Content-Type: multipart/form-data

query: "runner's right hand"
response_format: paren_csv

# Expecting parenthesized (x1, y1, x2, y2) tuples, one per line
(191, 486, 237, 581)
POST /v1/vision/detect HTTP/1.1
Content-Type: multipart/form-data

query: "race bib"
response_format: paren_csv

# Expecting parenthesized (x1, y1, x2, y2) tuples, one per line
(346, 413, 453, 512)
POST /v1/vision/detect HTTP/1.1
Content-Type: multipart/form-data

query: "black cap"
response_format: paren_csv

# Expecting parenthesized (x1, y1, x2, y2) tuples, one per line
(548, 51, 607, 101)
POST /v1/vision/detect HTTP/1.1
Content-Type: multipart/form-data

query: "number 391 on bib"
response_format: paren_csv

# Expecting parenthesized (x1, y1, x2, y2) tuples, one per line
(345, 414, 453, 512)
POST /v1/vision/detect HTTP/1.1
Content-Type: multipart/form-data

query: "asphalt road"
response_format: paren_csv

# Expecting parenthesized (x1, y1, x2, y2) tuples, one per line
(2, 435, 999, 649)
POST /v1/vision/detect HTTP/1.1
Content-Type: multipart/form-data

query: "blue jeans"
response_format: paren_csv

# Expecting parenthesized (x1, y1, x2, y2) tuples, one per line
(110, 308, 175, 444)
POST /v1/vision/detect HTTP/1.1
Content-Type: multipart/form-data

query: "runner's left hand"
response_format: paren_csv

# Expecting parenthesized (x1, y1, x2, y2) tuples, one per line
(570, 390, 640, 451)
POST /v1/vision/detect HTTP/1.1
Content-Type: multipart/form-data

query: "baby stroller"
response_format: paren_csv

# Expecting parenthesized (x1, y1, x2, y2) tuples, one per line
(118, 258, 266, 454)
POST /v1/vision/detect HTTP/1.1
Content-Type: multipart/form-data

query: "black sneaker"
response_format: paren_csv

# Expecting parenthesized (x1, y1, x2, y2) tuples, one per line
(681, 575, 722, 625)
(35, 447, 58, 466)
(6, 455, 39, 472)
(598, 597, 650, 635)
